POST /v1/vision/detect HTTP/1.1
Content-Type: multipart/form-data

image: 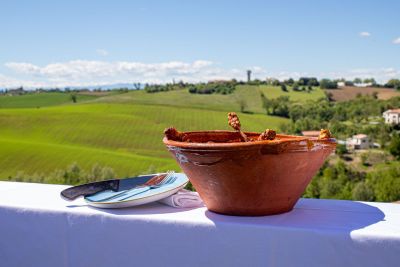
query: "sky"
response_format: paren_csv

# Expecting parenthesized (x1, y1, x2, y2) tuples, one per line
(1, 0, 400, 88)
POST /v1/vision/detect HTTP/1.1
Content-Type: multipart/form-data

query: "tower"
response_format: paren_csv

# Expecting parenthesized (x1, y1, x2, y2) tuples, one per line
(247, 70, 252, 82)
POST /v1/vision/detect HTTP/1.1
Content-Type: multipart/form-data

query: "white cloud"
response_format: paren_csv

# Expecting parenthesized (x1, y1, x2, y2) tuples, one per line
(3, 60, 252, 88)
(2, 59, 400, 89)
(96, 49, 109, 56)
(0, 73, 46, 88)
(5, 62, 41, 73)
(359, 32, 371, 37)
(393, 37, 400, 44)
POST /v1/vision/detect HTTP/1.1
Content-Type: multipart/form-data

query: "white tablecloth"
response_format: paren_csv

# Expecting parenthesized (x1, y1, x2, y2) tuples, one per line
(0, 181, 399, 267)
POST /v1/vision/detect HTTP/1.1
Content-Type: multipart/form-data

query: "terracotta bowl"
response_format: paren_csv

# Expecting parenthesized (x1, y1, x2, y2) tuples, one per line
(163, 131, 336, 216)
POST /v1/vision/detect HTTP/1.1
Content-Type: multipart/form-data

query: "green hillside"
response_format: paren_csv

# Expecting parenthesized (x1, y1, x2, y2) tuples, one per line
(257, 85, 325, 101)
(94, 85, 325, 114)
(0, 101, 288, 179)
(0, 92, 99, 108)
(0, 85, 324, 181)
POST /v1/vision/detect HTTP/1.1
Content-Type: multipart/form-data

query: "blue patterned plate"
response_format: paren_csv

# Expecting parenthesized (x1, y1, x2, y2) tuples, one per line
(84, 173, 189, 209)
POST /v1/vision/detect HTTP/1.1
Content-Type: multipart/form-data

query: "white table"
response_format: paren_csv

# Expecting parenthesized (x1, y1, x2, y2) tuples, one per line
(0, 181, 399, 267)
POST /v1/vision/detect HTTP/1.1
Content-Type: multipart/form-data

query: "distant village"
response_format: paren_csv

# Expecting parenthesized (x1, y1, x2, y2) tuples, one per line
(302, 109, 399, 152)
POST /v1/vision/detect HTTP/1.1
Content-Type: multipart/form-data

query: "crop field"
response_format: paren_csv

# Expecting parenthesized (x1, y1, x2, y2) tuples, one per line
(257, 85, 325, 100)
(3, 84, 394, 183)
(94, 85, 325, 114)
(0, 99, 288, 179)
(0, 92, 99, 108)
(326, 86, 400, 102)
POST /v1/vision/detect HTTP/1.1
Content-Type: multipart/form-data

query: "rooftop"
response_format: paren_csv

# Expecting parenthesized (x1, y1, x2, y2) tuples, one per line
(301, 130, 320, 137)
(384, 109, 400, 114)
(353, 134, 368, 139)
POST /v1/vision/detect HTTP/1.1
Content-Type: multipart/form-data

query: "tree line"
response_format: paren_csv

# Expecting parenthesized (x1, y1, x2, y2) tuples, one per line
(260, 93, 400, 202)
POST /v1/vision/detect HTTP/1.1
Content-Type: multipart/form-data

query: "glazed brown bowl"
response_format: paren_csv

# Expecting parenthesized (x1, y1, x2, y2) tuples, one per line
(163, 131, 336, 216)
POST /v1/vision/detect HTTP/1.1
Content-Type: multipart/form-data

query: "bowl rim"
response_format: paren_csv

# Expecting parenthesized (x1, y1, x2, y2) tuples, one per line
(163, 130, 336, 150)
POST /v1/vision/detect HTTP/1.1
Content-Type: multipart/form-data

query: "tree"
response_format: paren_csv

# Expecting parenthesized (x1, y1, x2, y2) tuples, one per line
(345, 80, 354, 86)
(269, 96, 290, 117)
(325, 91, 334, 101)
(320, 79, 338, 89)
(385, 79, 400, 90)
(237, 99, 248, 113)
(298, 77, 319, 86)
(389, 133, 400, 159)
(363, 78, 376, 86)
(308, 78, 319, 86)
(260, 93, 272, 115)
(292, 82, 300, 91)
(352, 182, 374, 201)
(353, 78, 362, 84)
(284, 78, 294, 86)
(368, 165, 400, 202)
(335, 144, 347, 157)
(298, 77, 308, 86)
(360, 152, 369, 166)
(70, 94, 77, 103)
(271, 79, 281, 86)
(266, 78, 281, 86)
(281, 84, 288, 92)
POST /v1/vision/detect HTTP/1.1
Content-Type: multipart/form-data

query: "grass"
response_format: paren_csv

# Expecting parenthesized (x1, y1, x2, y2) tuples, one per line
(0, 102, 288, 179)
(0, 137, 177, 178)
(0, 85, 325, 181)
(94, 89, 241, 112)
(257, 85, 325, 101)
(0, 92, 99, 108)
(93, 85, 325, 114)
(0, 85, 323, 180)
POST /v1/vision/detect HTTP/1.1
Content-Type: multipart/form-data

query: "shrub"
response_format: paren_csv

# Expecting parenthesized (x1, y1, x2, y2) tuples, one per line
(320, 79, 338, 89)
(352, 182, 374, 201)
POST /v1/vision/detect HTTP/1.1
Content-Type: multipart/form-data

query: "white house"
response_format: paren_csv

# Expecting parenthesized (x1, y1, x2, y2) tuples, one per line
(354, 82, 373, 87)
(346, 134, 371, 150)
(383, 109, 400, 125)
(337, 82, 346, 87)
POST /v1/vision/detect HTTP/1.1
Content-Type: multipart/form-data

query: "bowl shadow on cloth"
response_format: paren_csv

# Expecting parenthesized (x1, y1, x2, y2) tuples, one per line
(204, 198, 385, 234)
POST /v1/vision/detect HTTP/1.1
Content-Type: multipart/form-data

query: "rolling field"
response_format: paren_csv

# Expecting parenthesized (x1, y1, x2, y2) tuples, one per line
(94, 85, 325, 114)
(0, 85, 326, 181)
(257, 85, 325, 101)
(0, 92, 99, 108)
(0, 101, 288, 179)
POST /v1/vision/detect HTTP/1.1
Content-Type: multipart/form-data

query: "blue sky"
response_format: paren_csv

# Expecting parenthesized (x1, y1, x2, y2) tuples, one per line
(1, 0, 400, 88)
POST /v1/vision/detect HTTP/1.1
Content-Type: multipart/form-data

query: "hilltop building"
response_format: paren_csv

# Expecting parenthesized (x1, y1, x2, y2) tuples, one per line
(346, 134, 371, 150)
(354, 82, 373, 88)
(383, 109, 400, 125)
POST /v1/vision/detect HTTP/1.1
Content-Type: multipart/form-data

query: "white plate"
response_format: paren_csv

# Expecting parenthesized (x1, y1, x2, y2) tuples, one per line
(84, 173, 189, 209)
